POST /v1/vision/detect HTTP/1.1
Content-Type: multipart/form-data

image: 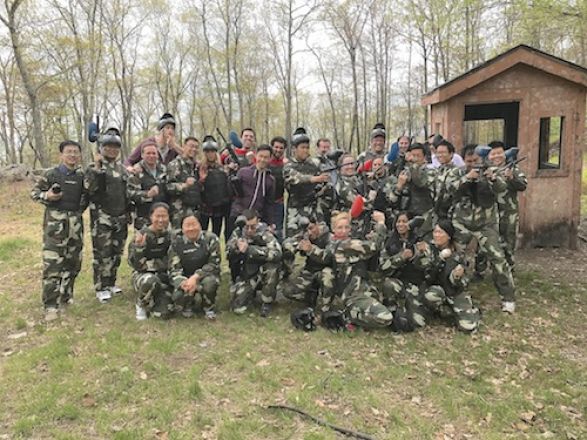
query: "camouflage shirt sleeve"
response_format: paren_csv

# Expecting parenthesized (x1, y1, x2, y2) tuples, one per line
(166, 159, 185, 195)
(127, 172, 154, 204)
(247, 232, 282, 263)
(30, 168, 53, 205)
(196, 233, 221, 277)
(168, 240, 185, 288)
(507, 166, 528, 192)
(283, 161, 314, 186)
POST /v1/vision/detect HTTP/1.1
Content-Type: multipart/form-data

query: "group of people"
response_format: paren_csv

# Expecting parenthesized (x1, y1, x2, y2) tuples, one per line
(31, 112, 527, 334)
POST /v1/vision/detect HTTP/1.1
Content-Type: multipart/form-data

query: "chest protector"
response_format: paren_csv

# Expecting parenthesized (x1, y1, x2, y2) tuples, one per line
(471, 180, 495, 209)
(203, 168, 230, 207)
(137, 171, 167, 218)
(304, 232, 330, 273)
(179, 163, 201, 208)
(174, 237, 209, 276)
(99, 170, 127, 216)
(408, 184, 433, 215)
(288, 161, 320, 208)
(145, 232, 171, 263)
(49, 169, 84, 212)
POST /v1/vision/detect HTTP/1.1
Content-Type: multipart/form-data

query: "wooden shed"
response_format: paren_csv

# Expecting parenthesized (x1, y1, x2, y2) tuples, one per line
(422, 45, 587, 249)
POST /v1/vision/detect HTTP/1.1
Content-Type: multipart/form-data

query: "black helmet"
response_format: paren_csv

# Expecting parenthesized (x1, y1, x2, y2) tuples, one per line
(321, 310, 347, 331)
(290, 308, 316, 332)
(100, 127, 122, 147)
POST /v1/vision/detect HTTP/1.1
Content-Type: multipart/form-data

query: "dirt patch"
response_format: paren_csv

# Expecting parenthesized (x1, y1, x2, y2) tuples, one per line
(517, 217, 587, 286)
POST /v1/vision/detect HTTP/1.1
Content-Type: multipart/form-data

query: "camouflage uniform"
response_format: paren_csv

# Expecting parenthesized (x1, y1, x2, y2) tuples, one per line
(85, 159, 130, 292)
(320, 224, 393, 328)
(407, 244, 479, 332)
(283, 157, 333, 237)
(495, 165, 527, 268)
(335, 174, 374, 236)
(379, 230, 426, 308)
(434, 163, 458, 220)
(227, 225, 282, 313)
(127, 161, 168, 230)
(166, 155, 202, 232)
(397, 163, 437, 238)
(281, 223, 331, 306)
(128, 228, 173, 318)
(31, 165, 88, 309)
(168, 231, 220, 314)
(448, 167, 516, 302)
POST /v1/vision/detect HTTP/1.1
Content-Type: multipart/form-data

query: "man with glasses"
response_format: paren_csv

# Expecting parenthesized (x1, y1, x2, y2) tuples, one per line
(31, 140, 88, 321)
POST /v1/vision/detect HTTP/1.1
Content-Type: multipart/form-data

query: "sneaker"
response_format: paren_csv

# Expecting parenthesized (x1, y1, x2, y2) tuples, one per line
(205, 310, 217, 321)
(110, 286, 123, 296)
(233, 306, 247, 315)
(181, 310, 194, 318)
(135, 304, 148, 321)
(45, 307, 59, 322)
(96, 290, 112, 304)
(501, 301, 516, 314)
(260, 303, 272, 318)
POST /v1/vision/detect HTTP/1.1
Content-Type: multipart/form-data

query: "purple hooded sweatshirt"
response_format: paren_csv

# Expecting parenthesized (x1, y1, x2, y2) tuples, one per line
(230, 164, 275, 225)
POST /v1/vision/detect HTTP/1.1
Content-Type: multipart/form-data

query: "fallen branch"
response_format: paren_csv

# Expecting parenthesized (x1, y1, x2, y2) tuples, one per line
(267, 404, 376, 440)
(578, 234, 587, 243)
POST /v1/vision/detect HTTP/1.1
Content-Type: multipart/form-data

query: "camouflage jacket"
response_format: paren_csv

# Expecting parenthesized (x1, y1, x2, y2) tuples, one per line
(128, 228, 172, 274)
(324, 223, 387, 281)
(166, 155, 202, 210)
(227, 225, 282, 264)
(31, 165, 88, 214)
(495, 165, 527, 214)
(420, 244, 468, 296)
(283, 156, 322, 208)
(447, 167, 507, 229)
(168, 231, 220, 288)
(335, 174, 365, 210)
(399, 163, 437, 215)
(434, 163, 458, 218)
(85, 159, 130, 216)
(127, 161, 169, 223)
(379, 231, 430, 284)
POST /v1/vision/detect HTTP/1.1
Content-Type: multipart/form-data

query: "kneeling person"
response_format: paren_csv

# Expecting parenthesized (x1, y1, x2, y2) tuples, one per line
(169, 215, 220, 320)
(228, 209, 282, 317)
(129, 203, 173, 320)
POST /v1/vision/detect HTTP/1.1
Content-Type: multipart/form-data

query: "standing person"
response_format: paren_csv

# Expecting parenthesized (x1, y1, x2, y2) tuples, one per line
(227, 144, 276, 238)
(168, 215, 221, 320)
(125, 113, 183, 168)
(199, 135, 231, 242)
(31, 140, 88, 321)
(387, 135, 411, 176)
(394, 143, 437, 238)
(428, 134, 465, 168)
(358, 123, 387, 162)
(488, 141, 527, 270)
(85, 128, 130, 303)
(166, 136, 202, 233)
(221, 127, 257, 167)
(127, 141, 168, 231)
(128, 203, 173, 320)
(448, 145, 517, 313)
(433, 140, 458, 221)
(269, 136, 287, 242)
(283, 127, 333, 237)
(227, 209, 282, 317)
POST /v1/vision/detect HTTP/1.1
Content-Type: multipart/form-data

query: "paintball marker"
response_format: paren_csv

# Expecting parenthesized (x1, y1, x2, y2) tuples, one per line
(217, 128, 245, 197)
(87, 114, 122, 153)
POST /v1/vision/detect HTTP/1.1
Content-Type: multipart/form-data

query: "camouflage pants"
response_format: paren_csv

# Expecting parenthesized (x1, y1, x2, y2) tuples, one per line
(41, 211, 84, 308)
(230, 263, 280, 313)
(282, 269, 324, 307)
(499, 210, 518, 269)
(90, 209, 128, 291)
(321, 270, 393, 328)
(389, 279, 479, 332)
(132, 272, 173, 318)
(172, 274, 219, 313)
(453, 220, 515, 302)
(281, 237, 299, 279)
(382, 277, 416, 308)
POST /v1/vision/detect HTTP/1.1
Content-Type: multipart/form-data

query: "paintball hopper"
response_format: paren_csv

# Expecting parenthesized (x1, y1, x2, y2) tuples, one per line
(408, 216, 425, 232)
(100, 127, 122, 147)
(290, 308, 316, 332)
(202, 135, 218, 152)
(350, 195, 365, 219)
(371, 122, 386, 139)
(475, 144, 519, 162)
(326, 149, 345, 164)
(228, 130, 243, 149)
(88, 114, 100, 143)
(357, 159, 373, 173)
(505, 147, 519, 162)
(234, 215, 247, 230)
(321, 310, 347, 332)
(430, 133, 444, 148)
(292, 127, 310, 147)
(475, 145, 491, 158)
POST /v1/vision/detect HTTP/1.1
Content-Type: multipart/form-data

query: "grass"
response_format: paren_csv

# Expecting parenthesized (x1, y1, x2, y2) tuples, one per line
(582, 152, 587, 216)
(0, 181, 586, 439)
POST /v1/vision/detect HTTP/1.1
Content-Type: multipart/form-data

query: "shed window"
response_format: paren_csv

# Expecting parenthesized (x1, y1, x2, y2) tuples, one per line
(539, 116, 563, 169)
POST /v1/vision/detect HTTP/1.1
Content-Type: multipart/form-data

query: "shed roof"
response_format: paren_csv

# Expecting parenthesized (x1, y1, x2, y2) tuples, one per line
(421, 45, 587, 106)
